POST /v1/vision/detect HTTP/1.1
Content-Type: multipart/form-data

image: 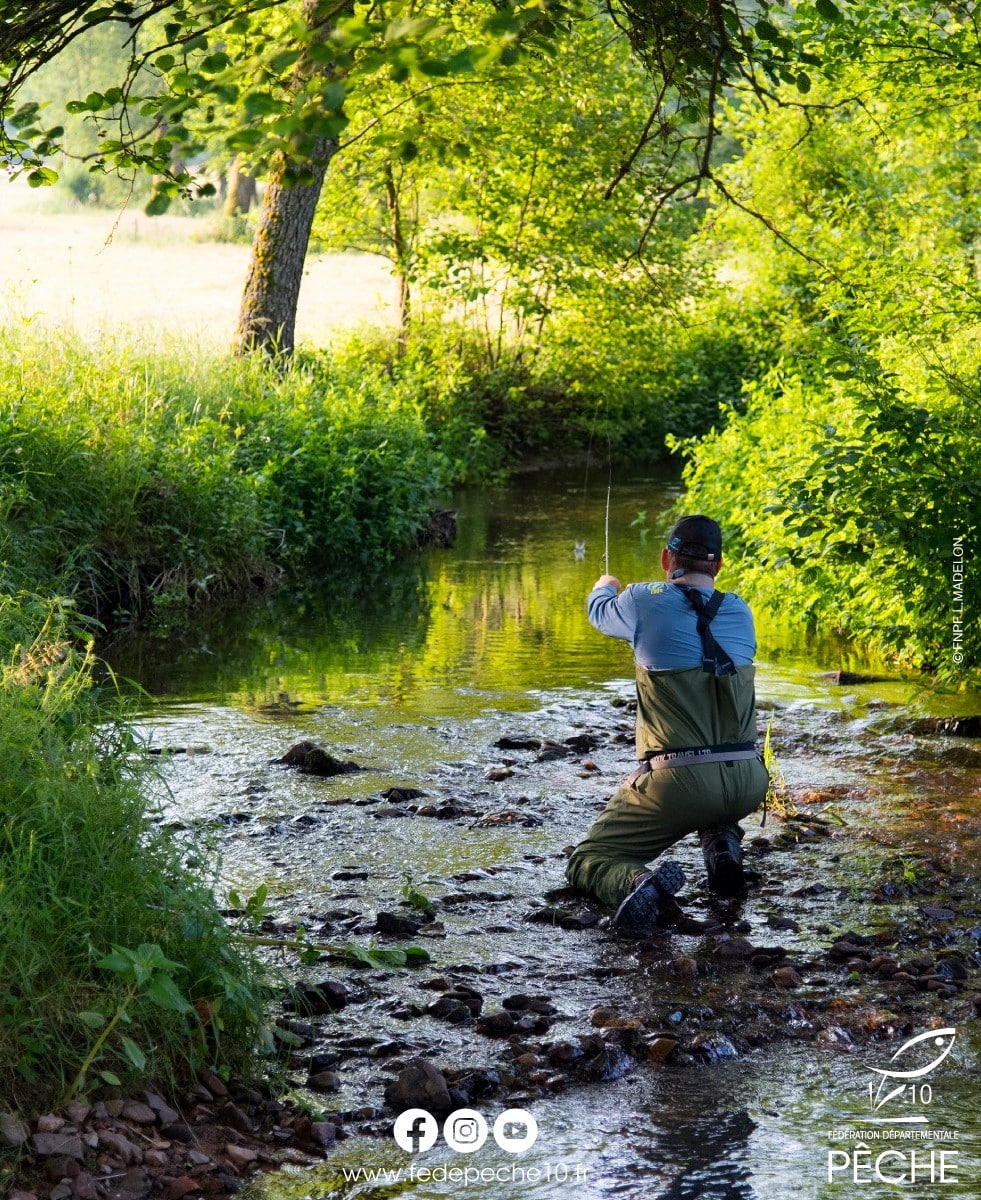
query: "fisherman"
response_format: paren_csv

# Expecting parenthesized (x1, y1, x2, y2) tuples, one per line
(567, 514, 769, 936)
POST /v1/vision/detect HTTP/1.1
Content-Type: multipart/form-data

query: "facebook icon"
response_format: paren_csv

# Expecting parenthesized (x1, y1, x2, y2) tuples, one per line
(393, 1108, 439, 1153)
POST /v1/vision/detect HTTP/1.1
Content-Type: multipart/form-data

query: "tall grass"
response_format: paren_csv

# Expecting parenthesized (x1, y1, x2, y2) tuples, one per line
(0, 595, 269, 1110)
(0, 326, 453, 622)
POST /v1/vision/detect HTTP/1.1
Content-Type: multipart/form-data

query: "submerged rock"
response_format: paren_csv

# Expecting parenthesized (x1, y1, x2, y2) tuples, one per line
(820, 670, 895, 685)
(0, 1114, 29, 1148)
(381, 786, 429, 802)
(494, 736, 542, 751)
(575, 1038, 635, 1082)
(475, 1010, 517, 1037)
(522, 904, 596, 929)
(711, 936, 757, 961)
(307, 1071, 341, 1093)
(690, 1034, 738, 1062)
(643, 1036, 680, 1066)
(416, 508, 458, 549)
(908, 716, 981, 738)
(375, 911, 425, 939)
(275, 742, 362, 776)
(283, 979, 351, 1015)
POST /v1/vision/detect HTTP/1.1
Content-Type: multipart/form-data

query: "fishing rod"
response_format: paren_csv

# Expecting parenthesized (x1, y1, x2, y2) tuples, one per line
(604, 477, 611, 574)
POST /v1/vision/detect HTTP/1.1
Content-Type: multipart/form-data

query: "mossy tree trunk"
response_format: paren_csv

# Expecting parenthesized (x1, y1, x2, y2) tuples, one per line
(233, 144, 335, 356)
(233, 0, 344, 358)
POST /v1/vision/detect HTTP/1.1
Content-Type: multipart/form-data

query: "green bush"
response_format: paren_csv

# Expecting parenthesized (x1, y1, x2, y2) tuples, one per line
(675, 354, 980, 679)
(0, 595, 268, 1109)
(229, 348, 452, 566)
(541, 286, 780, 453)
(0, 328, 457, 617)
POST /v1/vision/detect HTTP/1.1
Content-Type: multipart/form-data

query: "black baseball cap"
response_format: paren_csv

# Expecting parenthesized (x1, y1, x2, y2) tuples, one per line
(665, 515, 723, 561)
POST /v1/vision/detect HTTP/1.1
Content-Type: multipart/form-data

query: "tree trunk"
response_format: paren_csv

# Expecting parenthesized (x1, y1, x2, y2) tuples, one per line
(223, 156, 257, 218)
(233, 143, 335, 356)
(233, 0, 343, 358)
(383, 160, 411, 351)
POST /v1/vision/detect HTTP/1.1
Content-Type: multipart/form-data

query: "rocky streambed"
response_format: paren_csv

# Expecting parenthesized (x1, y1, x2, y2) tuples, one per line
(8, 673, 978, 1200)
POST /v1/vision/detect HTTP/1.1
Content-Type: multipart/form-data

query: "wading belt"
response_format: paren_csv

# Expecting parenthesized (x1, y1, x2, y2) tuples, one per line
(675, 585, 737, 678)
(627, 742, 758, 785)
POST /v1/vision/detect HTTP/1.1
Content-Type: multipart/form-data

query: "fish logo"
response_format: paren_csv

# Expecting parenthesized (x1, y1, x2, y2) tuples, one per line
(867, 1028, 956, 1112)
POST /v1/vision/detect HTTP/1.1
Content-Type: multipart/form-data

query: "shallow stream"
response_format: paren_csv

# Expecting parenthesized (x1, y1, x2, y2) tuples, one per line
(107, 469, 980, 1199)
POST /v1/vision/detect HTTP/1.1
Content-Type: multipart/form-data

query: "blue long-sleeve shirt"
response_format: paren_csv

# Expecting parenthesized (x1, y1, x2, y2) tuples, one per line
(588, 581, 757, 671)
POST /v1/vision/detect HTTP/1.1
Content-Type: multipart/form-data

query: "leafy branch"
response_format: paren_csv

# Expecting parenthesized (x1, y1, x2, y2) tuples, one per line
(66, 942, 193, 1105)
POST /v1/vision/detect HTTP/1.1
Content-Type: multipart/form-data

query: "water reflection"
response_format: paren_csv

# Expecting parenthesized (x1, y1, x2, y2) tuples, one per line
(627, 1108, 757, 1199)
(106, 468, 926, 718)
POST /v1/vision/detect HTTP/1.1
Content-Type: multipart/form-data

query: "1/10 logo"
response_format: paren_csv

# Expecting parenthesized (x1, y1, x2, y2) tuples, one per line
(394, 1108, 539, 1155)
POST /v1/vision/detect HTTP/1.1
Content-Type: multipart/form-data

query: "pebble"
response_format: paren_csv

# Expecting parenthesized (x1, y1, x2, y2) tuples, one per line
(97, 1130, 142, 1165)
(31, 1134, 83, 1160)
(69, 1172, 99, 1200)
(162, 1177, 200, 1200)
(772, 966, 803, 989)
(0, 1114, 30, 1147)
(199, 1073, 229, 1099)
(112, 1167, 148, 1199)
(218, 1102, 254, 1135)
(307, 1072, 341, 1093)
(120, 1102, 157, 1125)
(223, 1144, 258, 1169)
(160, 1124, 195, 1144)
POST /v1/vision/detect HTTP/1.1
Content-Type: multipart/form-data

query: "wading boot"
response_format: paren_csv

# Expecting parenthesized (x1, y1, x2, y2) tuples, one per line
(612, 859, 685, 937)
(701, 826, 745, 896)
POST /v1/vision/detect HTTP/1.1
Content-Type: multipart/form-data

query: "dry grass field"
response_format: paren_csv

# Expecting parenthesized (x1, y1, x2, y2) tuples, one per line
(0, 181, 398, 347)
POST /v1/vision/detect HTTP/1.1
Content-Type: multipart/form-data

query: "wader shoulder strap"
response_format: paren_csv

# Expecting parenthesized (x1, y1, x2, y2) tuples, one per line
(677, 586, 737, 677)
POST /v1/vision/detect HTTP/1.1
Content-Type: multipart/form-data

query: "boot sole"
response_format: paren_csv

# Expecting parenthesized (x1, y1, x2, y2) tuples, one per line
(613, 860, 685, 936)
(652, 858, 685, 897)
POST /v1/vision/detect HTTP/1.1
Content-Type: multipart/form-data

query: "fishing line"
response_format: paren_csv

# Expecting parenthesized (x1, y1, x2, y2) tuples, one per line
(604, 469, 611, 573)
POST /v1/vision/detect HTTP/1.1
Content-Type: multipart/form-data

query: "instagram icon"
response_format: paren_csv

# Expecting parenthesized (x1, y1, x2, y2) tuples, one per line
(443, 1109, 488, 1153)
